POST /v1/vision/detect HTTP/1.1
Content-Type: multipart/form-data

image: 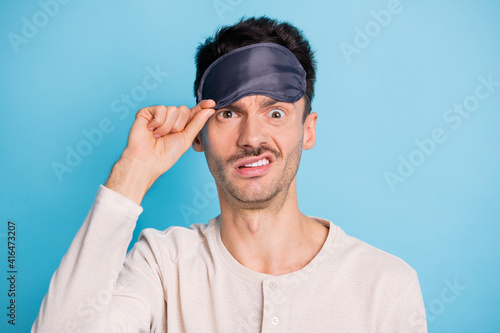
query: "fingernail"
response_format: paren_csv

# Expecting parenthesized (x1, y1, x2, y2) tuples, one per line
(148, 126, 155, 131)
(153, 134, 161, 139)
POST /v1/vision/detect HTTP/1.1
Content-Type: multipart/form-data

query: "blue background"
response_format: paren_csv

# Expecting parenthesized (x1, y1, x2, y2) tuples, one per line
(1, 0, 499, 332)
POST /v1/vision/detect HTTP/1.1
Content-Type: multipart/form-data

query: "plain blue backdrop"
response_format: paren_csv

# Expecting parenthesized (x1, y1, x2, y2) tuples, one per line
(1, 0, 499, 332)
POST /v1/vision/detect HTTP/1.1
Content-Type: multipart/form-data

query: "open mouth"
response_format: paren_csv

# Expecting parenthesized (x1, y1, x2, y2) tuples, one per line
(238, 157, 270, 169)
(234, 154, 274, 177)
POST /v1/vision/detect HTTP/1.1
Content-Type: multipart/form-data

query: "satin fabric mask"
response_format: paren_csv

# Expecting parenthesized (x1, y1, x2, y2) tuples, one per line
(196, 42, 307, 109)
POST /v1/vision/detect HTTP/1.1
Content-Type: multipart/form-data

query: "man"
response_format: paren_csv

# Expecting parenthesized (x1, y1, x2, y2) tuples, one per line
(33, 16, 427, 332)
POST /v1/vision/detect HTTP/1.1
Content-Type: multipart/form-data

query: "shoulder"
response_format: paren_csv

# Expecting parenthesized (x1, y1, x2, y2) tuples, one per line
(139, 221, 211, 245)
(132, 220, 215, 263)
(321, 219, 418, 285)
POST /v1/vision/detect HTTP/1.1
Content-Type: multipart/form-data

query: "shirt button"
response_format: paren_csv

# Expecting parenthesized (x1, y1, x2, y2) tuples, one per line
(269, 282, 277, 290)
(272, 317, 279, 325)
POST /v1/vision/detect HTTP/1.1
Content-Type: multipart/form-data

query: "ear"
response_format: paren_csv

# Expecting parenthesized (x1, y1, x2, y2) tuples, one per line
(192, 131, 204, 152)
(302, 112, 317, 150)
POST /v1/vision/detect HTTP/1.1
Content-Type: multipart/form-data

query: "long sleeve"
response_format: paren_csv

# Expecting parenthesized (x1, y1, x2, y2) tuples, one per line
(32, 185, 166, 333)
(380, 270, 428, 333)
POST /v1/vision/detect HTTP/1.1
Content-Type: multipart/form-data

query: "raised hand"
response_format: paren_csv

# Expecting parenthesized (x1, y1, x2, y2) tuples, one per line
(105, 99, 216, 204)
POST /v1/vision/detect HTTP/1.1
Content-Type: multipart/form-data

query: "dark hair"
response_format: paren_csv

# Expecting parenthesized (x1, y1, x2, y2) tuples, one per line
(194, 16, 317, 119)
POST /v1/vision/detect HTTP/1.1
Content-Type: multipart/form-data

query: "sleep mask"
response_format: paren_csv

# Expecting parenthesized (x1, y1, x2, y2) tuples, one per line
(196, 42, 307, 109)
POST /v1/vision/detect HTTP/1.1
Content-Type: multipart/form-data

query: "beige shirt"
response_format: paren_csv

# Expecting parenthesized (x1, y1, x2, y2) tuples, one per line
(32, 185, 427, 332)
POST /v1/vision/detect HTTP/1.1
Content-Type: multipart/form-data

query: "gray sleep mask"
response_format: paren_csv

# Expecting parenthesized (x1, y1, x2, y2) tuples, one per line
(196, 42, 307, 109)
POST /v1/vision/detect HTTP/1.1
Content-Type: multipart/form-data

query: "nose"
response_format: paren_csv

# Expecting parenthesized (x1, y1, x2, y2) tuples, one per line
(237, 113, 270, 149)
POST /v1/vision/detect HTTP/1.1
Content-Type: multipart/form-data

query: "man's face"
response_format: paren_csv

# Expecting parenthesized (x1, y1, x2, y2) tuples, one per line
(193, 95, 317, 208)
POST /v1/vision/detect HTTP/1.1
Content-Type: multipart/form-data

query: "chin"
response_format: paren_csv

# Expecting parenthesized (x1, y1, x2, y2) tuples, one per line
(226, 181, 287, 206)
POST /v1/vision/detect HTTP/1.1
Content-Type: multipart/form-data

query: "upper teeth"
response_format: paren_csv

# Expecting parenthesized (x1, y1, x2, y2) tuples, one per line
(244, 158, 270, 167)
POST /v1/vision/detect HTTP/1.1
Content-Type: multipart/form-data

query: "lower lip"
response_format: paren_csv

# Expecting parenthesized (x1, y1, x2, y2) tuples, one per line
(235, 163, 272, 177)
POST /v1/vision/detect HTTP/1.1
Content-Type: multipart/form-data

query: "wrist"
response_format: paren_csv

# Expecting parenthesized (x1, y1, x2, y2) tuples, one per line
(105, 156, 158, 205)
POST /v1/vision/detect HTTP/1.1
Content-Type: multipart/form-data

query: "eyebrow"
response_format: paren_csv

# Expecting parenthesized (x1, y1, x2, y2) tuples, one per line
(221, 97, 282, 112)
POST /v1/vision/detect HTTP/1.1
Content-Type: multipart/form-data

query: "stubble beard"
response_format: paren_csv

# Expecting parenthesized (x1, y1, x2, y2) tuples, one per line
(204, 141, 303, 210)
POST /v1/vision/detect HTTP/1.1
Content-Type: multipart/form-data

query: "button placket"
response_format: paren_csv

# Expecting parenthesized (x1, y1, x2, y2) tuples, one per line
(262, 278, 288, 332)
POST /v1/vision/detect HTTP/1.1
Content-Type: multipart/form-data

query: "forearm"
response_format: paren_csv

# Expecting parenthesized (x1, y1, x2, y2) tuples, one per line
(105, 154, 158, 206)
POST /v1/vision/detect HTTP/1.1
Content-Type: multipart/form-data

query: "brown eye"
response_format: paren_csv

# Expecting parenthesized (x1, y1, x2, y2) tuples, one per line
(269, 109, 285, 118)
(220, 110, 235, 119)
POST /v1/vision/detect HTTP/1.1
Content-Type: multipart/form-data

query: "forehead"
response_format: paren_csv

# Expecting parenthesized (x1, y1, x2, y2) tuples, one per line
(221, 95, 298, 112)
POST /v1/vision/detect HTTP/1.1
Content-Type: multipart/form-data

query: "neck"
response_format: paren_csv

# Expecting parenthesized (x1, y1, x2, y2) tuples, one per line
(217, 178, 329, 276)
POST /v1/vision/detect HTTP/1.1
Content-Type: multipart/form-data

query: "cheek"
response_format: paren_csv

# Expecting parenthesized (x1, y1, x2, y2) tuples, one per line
(208, 117, 242, 138)
(274, 125, 304, 148)
(202, 122, 234, 154)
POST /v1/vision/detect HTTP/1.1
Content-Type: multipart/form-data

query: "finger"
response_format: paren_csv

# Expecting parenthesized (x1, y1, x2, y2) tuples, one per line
(145, 105, 168, 131)
(152, 106, 180, 137)
(183, 108, 215, 143)
(170, 105, 191, 133)
(189, 99, 216, 119)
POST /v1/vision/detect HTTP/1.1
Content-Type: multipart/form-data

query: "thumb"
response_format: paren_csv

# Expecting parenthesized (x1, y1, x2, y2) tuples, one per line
(183, 107, 215, 143)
